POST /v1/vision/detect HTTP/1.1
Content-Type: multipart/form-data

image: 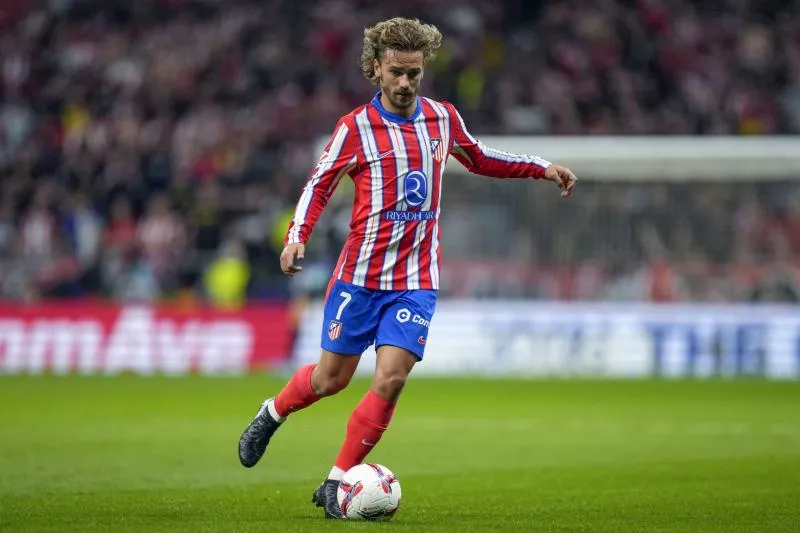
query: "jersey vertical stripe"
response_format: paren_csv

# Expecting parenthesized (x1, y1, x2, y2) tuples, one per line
(418, 100, 436, 288)
(388, 123, 418, 286)
(337, 111, 367, 283)
(392, 123, 421, 289)
(436, 99, 453, 288)
(367, 106, 397, 286)
(408, 110, 434, 289)
(422, 98, 451, 289)
(379, 119, 409, 290)
(333, 245, 348, 281)
(340, 114, 370, 284)
(351, 108, 383, 286)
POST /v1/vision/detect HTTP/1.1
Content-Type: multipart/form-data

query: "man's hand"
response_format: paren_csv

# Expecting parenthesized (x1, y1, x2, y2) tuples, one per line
(280, 243, 305, 276)
(544, 164, 577, 198)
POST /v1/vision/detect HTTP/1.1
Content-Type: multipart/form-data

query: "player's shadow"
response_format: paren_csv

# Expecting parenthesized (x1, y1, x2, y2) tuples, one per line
(292, 513, 405, 527)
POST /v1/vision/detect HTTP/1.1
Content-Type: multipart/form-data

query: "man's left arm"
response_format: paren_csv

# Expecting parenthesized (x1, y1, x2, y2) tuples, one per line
(445, 102, 577, 197)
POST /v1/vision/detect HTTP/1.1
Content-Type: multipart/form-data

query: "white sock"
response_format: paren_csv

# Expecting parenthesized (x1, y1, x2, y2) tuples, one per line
(265, 398, 285, 423)
(328, 466, 345, 481)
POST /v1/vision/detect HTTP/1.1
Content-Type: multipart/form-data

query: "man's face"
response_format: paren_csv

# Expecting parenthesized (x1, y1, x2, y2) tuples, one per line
(374, 49, 424, 111)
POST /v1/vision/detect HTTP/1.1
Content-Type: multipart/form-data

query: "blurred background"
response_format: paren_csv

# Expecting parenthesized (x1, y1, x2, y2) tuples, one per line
(1, 0, 799, 377)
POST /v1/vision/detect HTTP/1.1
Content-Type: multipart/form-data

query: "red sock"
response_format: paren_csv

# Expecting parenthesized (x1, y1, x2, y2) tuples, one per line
(334, 390, 397, 471)
(273, 364, 320, 418)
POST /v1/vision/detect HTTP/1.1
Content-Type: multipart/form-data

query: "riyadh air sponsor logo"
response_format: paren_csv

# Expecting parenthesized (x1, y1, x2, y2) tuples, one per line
(383, 210, 435, 221)
(403, 170, 428, 207)
(383, 169, 434, 221)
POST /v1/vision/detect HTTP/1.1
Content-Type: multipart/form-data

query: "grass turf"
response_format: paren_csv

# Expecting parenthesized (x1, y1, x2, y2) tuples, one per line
(0, 376, 798, 532)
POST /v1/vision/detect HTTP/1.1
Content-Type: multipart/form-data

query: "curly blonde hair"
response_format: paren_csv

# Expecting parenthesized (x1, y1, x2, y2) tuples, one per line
(360, 17, 443, 84)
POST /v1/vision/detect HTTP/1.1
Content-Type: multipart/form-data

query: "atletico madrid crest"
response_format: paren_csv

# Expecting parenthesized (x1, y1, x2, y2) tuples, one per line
(328, 320, 343, 341)
(430, 138, 446, 162)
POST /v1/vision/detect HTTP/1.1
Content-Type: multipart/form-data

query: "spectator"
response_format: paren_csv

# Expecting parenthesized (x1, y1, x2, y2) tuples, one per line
(137, 194, 186, 295)
(203, 237, 251, 310)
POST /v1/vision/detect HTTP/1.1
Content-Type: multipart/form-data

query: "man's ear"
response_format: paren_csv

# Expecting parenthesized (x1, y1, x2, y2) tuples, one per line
(373, 59, 381, 80)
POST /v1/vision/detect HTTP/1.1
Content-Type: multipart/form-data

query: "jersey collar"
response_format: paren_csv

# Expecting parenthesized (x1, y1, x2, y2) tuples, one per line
(370, 91, 422, 124)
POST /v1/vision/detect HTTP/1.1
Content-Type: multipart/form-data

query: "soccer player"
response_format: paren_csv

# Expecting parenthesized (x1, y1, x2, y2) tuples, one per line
(238, 17, 577, 518)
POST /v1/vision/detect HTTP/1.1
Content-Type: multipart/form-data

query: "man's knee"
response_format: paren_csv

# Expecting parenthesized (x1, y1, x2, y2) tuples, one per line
(312, 368, 353, 397)
(313, 351, 360, 397)
(372, 346, 417, 402)
(372, 371, 408, 401)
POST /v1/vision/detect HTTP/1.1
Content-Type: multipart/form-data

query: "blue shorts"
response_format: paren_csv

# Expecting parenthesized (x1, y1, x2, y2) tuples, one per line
(320, 279, 438, 359)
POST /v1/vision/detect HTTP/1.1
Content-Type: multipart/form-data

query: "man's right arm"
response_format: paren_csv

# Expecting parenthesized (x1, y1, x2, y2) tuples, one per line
(285, 116, 358, 246)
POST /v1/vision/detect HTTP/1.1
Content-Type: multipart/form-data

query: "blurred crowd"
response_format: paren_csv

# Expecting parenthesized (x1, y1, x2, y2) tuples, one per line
(0, 0, 798, 305)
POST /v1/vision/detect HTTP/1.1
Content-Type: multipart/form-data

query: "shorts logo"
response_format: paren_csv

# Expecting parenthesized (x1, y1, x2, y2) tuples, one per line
(403, 170, 428, 208)
(328, 320, 343, 340)
(395, 308, 411, 323)
(412, 314, 431, 327)
(418, 336, 426, 345)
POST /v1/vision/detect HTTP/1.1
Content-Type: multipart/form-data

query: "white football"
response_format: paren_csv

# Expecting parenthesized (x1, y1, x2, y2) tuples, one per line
(336, 463, 401, 520)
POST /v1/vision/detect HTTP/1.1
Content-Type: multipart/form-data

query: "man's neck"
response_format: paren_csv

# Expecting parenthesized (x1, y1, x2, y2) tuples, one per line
(380, 92, 416, 119)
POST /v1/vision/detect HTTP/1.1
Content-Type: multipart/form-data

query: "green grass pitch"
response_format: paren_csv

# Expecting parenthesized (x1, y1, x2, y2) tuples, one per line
(1, 375, 799, 532)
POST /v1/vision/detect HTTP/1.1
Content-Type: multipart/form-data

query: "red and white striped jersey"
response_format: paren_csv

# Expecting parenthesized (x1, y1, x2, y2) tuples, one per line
(286, 93, 551, 291)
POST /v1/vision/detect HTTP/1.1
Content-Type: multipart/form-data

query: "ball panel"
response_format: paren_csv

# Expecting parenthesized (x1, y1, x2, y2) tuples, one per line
(335, 463, 402, 520)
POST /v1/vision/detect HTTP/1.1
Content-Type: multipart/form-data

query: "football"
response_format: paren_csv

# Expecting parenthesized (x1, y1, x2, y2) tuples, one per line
(336, 463, 401, 520)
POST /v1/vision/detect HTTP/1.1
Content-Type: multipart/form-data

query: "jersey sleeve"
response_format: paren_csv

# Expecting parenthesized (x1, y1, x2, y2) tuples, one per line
(285, 117, 358, 245)
(446, 102, 550, 179)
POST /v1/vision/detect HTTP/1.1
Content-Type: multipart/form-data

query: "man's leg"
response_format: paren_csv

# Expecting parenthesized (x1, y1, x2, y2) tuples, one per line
(333, 345, 415, 471)
(238, 350, 360, 468)
(275, 350, 362, 416)
(313, 345, 416, 518)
